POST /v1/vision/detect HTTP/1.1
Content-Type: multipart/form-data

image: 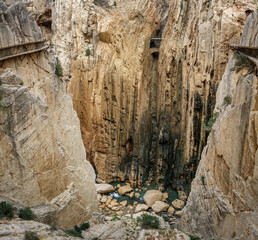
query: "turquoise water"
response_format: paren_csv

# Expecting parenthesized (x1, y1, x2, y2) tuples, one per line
(109, 182, 178, 205)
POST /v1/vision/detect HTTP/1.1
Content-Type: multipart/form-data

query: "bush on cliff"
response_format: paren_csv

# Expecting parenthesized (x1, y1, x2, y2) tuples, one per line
(19, 207, 34, 220)
(24, 231, 40, 240)
(137, 214, 160, 229)
(64, 222, 90, 238)
(0, 201, 14, 219)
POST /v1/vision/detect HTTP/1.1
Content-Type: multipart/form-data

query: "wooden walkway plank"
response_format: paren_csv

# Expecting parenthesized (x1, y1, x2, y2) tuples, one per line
(0, 45, 49, 61)
(0, 39, 46, 50)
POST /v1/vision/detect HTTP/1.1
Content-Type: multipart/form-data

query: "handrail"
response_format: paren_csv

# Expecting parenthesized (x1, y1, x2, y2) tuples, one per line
(0, 39, 46, 50)
(0, 45, 49, 61)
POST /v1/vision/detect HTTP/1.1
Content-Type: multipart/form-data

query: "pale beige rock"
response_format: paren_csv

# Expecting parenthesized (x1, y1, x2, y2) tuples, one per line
(172, 199, 185, 209)
(110, 199, 118, 207)
(118, 185, 133, 196)
(95, 184, 115, 194)
(162, 192, 168, 201)
(178, 191, 187, 202)
(175, 210, 183, 217)
(0, 1, 97, 228)
(151, 201, 169, 213)
(143, 190, 163, 207)
(135, 204, 149, 213)
(120, 200, 127, 207)
(100, 195, 108, 203)
(179, 12, 258, 240)
(135, 193, 141, 198)
(167, 206, 175, 214)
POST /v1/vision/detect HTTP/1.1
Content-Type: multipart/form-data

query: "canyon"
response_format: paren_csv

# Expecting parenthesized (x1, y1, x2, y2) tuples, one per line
(0, 0, 257, 239)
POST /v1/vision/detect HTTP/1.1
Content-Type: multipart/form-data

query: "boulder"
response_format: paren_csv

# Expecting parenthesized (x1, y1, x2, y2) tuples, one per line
(95, 184, 114, 194)
(162, 192, 168, 201)
(100, 195, 108, 203)
(143, 190, 163, 207)
(172, 199, 184, 209)
(174, 210, 183, 217)
(167, 206, 175, 214)
(151, 201, 169, 213)
(120, 200, 127, 207)
(118, 185, 133, 195)
(135, 193, 141, 198)
(178, 191, 187, 202)
(135, 204, 149, 213)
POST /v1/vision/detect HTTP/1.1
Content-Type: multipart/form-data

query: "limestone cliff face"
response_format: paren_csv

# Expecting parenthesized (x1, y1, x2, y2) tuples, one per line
(157, 0, 256, 190)
(53, 0, 170, 186)
(0, 1, 97, 228)
(179, 11, 258, 240)
(53, 0, 256, 189)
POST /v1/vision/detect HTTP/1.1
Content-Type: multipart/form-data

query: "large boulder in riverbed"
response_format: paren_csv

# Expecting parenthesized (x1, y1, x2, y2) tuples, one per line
(95, 184, 114, 194)
(143, 190, 163, 207)
(118, 185, 133, 195)
(151, 201, 169, 213)
(135, 204, 149, 213)
(172, 199, 184, 209)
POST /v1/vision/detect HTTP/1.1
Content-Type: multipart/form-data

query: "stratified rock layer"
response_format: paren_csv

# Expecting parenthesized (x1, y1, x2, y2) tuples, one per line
(0, 1, 97, 228)
(179, 11, 258, 240)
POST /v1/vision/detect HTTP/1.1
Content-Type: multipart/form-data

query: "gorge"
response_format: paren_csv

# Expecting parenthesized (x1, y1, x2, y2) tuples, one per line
(0, 0, 257, 239)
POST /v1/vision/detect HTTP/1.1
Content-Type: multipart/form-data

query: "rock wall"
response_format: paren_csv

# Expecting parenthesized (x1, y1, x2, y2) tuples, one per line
(0, 1, 97, 228)
(157, 0, 256, 191)
(53, 0, 170, 186)
(179, 11, 258, 240)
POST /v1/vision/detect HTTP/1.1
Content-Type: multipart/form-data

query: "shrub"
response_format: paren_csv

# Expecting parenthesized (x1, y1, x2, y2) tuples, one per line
(85, 48, 91, 56)
(3, 12, 8, 20)
(203, 112, 219, 130)
(189, 235, 201, 240)
(0, 78, 2, 85)
(64, 222, 90, 238)
(162, 216, 170, 222)
(64, 229, 83, 238)
(55, 58, 63, 77)
(0, 201, 14, 219)
(223, 95, 232, 106)
(19, 207, 34, 220)
(80, 222, 90, 230)
(201, 175, 205, 185)
(137, 214, 160, 229)
(24, 231, 40, 240)
(114, 1, 117, 6)
(231, 53, 255, 74)
(20, 81, 24, 86)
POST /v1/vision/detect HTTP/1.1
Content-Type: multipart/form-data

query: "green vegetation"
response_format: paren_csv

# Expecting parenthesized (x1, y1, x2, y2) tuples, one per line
(203, 112, 219, 130)
(111, 216, 121, 221)
(3, 12, 8, 21)
(64, 222, 90, 238)
(189, 235, 201, 240)
(19, 207, 34, 220)
(137, 214, 160, 229)
(0, 78, 2, 85)
(231, 53, 255, 74)
(162, 216, 170, 222)
(20, 81, 24, 86)
(24, 231, 40, 240)
(0, 201, 14, 219)
(55, 58, 63, 77)
(114, 1, 117, 6)
(223, 95, 232, 106)
(86, 48, 91, 56)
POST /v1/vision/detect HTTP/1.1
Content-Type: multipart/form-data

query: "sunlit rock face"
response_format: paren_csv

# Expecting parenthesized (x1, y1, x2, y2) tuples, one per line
(179, 11, 258, 240)
(0, 1, 97, 228)
(52, 0, 256, 190)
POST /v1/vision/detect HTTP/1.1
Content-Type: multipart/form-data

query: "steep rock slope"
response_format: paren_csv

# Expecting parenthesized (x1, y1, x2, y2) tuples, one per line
(53, 0, 170, 186)
(0, 1, 97, 228)
(53, 0, 256, 190)
(157, 0, 256, 191)
(179, 11, 258, 240)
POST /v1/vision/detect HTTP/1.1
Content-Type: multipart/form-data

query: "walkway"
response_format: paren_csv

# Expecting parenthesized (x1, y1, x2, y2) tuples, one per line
(0, 39, 48, 62)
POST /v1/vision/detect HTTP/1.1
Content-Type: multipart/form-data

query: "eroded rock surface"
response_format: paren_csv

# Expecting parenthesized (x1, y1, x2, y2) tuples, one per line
(0, 1, 97, 228)
(179, 11, 258, 240)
